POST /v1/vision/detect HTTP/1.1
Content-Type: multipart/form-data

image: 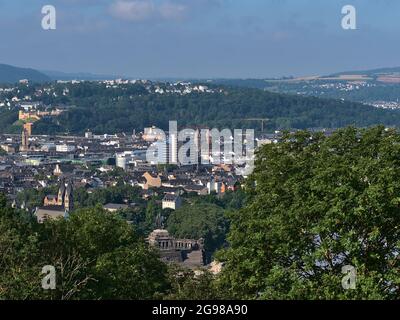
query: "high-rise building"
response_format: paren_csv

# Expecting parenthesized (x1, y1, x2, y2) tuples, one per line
(116, 154, 127, 170)
(23, 122, 33, 136)
(169, 133, 178, 164)
(85, 130, 93, 139)
(20, 126, 30, 152)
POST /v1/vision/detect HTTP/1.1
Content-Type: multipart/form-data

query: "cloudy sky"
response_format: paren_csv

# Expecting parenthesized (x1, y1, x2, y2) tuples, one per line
(0, 0, 399, 78)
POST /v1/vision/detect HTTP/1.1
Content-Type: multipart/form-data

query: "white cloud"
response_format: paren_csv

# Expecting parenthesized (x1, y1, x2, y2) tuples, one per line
(159, 2, 187, 20)
(110, 0, 155, 22)
(110, 0, 197, 22)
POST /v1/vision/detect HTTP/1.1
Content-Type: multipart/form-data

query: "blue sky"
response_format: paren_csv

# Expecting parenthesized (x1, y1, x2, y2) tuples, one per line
(0, 0, 399, 78)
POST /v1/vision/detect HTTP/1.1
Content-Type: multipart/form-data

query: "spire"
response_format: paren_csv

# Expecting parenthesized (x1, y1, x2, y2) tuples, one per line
(64, 179, 74, 212)
(57, 178, 66, 206)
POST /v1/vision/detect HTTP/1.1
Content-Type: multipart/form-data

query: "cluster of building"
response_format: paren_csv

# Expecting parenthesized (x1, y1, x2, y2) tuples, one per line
(0, 83, 70, 110)
(289, 80, 375, 97)
(0, 122, 278, 269)
(0, 80, 219, 117)
(147, 229, 206, 267)
(369, 101, 400, 110)
(99, 79, 217, 95)
(0, 80, 277, 270)
(0, 121, 278, 213)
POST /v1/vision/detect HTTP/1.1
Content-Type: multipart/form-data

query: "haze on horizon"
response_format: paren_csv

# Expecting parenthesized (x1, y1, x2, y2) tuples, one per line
(0, 0, 399, 79)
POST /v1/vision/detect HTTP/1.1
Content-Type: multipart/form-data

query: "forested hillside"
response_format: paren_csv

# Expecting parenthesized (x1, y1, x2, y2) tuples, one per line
(0, 64, 50, 83)
(15, 82, 400, 134)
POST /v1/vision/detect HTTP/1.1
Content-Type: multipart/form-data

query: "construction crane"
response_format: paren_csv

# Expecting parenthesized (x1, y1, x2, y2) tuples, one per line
(241, 118, 270, 132)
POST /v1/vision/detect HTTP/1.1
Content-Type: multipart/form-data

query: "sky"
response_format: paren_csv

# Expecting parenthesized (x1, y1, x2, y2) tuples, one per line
(0, 0, 400, 78)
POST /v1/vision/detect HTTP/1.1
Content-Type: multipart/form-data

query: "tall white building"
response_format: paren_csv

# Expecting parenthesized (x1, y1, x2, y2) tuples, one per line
(116, 155, 127, 170)
(169, 133, 178, 164)
(147, 140, 168, 165)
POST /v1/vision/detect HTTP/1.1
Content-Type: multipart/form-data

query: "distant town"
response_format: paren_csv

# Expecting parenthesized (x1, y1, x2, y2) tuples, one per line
(0, 69, 398, 301)
(1, 0, 399, 303)
(0, 78, 284, 271)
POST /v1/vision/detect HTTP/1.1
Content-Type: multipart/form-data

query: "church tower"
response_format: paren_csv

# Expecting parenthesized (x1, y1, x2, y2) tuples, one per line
(57, 179, 66, 206)
(64, 180, 73, 212)
(21, 127, 29, 152)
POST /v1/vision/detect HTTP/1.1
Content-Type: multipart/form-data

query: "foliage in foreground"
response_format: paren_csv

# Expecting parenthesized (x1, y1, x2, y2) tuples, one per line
(217, 126, 400, 300)
(0, 202, 168, 300)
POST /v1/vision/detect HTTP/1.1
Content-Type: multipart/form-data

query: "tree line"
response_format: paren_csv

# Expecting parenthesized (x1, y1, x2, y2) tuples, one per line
(3, 82, 400, 135)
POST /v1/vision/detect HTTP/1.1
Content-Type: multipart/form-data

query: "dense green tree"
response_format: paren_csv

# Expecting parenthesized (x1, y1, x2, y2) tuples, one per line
(71, 185, 142, 208)
(217, 126, 400, 300)
(94, 246, 168, 299)
(165, 265, 222, 300)
(220, 190, 248, 210)
(0, 195, 42, 299)
(0, 108, 19, 133)
(145, 199, 163, 231)
(167, 202, 229, 254)
(0, 203, 169, 300)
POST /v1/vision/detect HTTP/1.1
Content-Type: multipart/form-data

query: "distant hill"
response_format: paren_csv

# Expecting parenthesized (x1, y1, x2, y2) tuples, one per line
(42, 70, 123, 81)
(208, 67, 400, 85)
(0, 64, 121, 83)
(21, 82, 400, 135)
(0, 64, 50, 83)
(1, 80, 400, 134)
(329, 66, 400, 77)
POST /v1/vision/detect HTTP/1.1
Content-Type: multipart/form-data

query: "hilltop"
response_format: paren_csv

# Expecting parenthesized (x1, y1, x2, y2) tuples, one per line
(0, 81, 398, 135)
(0, 64, 50, 84)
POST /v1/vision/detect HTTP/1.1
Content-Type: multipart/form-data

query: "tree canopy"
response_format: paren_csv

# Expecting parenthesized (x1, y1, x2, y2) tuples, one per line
(167, 201, 229, 254)
(0, 204, 168, 300)
(217, 126, 400, 300)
